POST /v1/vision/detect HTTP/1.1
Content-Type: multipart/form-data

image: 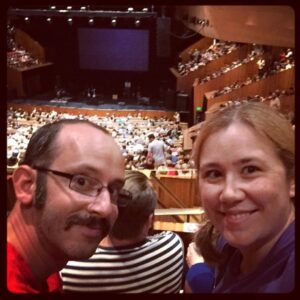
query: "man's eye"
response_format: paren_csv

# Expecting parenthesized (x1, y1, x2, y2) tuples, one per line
(74, 176, 89, 186)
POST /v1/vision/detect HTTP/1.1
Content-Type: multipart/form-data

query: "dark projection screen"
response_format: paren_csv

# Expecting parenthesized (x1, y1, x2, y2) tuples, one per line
(78, 28, 149, 71)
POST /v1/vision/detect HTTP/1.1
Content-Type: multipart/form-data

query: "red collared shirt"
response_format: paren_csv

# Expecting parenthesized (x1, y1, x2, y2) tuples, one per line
(7, 242, 62, 293)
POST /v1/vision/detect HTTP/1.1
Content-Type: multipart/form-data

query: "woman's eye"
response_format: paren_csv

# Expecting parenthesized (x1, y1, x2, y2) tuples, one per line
(243, 166, 259, 174)
(203, 170, 222, 179)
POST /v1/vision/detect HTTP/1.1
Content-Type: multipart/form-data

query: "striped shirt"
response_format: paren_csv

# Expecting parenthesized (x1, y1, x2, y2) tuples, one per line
(60, 231, 184, 293)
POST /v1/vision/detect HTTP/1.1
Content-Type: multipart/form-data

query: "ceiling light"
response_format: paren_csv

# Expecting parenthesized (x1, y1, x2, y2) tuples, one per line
(111, 18, 117, 26)
(135, 19, 140, 27)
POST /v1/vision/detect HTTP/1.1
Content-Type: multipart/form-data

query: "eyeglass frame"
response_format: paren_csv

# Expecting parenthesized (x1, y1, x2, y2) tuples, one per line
(32, 166, 131, 207)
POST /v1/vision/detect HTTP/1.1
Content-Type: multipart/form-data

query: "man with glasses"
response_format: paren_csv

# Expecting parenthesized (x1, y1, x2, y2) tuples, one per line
(7, 119, 126, 293)
(60, 170, 185, 293)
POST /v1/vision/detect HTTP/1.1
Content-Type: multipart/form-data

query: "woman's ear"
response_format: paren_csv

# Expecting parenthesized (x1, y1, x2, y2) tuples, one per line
(12, 165, 37, 205)
(289, 178, 295, 198)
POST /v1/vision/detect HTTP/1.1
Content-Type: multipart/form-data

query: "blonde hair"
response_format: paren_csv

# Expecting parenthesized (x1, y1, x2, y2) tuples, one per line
(193, 102, 294, 179)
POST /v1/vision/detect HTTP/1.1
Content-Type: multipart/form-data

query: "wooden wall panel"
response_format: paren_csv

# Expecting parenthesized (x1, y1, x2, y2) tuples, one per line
(15, 29, 46, 63)
(7, 63, 53, 98)
(7, 67, 24, 97)
(206, 67, 295, 109)
(176, 6, 294, 48)
(152, 176, 199, 209)
(177, 44, 252, 97)
(280, 95, 295, 115)
(179, 37, 213, 61)
(193, 55, 262, 110)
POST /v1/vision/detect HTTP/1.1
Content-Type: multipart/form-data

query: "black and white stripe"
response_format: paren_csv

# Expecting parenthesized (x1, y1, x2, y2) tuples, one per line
(60, 231, 184, 293)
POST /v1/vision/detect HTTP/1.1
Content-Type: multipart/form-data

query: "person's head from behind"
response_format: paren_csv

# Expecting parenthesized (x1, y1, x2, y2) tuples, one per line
(146, 157, 154, 169)
(148, 133, 155, 142)
(193, 102, 294, 252)
(110, 170, 158, 241)
(11, 119, 125, 260)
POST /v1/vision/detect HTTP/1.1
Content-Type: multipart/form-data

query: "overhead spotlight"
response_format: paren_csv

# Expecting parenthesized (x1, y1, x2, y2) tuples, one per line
(127, 7, 134, 12)
(46, 17, 52, 23)
(142, 8, 148, 12)
(67, 18, 73, 25)
(24, 17, 29, 23)
(135, 19, 140, 27)
(88, 18, 94, 25)
(50, 6, 56, 10)
(66, 6, 72, 10)
(111, 18, 117, 26)
(80, 6, 87, 10)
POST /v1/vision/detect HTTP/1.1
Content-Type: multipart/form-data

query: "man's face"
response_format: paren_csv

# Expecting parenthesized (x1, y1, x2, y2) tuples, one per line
(35, 124, 125, 260)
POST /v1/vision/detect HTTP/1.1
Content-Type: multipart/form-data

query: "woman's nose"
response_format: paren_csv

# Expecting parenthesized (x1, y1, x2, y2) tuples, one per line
(219, 176, 245, 204)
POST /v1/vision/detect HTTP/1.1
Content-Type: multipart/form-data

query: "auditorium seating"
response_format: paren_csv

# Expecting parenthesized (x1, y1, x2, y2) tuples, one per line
(7, 7, 295, 263)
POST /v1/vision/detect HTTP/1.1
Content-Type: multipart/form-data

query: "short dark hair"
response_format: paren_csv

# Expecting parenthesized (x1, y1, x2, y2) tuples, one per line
(22, 119, 110, 209)
(148, 134, 155, 140)
(110, 170, 157, 240)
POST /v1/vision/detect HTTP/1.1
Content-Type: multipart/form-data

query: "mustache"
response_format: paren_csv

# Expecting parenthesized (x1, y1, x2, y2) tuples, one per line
(64, 212, 111, 235)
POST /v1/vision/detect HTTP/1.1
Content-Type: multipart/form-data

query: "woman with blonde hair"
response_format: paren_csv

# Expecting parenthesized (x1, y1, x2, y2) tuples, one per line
(192, 102, 294, 293)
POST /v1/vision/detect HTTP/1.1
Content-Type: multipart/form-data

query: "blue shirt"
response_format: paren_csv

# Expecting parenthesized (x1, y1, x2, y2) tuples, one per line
(186, 262, 214, 293)
(214, 220, 295, 293)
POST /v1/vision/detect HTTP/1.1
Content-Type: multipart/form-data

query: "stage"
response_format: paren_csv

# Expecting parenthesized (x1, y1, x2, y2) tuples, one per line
(8, 92, 172, 111)
(8, 90, 194, 123)
(8, 99, 181, 121)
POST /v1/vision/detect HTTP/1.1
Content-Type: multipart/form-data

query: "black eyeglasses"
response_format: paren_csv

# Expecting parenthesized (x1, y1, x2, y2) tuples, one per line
(33, 166, 131, 207)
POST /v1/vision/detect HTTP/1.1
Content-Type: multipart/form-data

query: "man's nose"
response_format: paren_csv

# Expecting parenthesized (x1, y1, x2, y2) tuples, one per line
(86, 187, 114, 216)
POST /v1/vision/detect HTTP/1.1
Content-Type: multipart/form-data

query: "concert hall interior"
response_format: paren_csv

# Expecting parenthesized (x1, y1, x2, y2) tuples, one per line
(6, 4, 295, 294)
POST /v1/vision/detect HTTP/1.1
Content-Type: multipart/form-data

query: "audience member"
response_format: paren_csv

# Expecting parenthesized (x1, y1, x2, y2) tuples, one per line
(148, 133, 168, 168)
(269, 92, 281, 110)
(184, 239, 214, 293)
(174, 111, 180, 123)
(177, 40, 241, 76)
(192, 102, 294, 293)
(60, 170, 185, 293)
(7, 119, 125, 293)
(166, 160, 178, 176)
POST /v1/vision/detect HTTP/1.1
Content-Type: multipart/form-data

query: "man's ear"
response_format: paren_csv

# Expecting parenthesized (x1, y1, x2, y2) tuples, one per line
(147, 213, 155, 231)
(12, 165, 37, 205)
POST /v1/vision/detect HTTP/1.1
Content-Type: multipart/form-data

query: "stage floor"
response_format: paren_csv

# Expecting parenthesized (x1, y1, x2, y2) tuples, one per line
(8, 92, 173, 112)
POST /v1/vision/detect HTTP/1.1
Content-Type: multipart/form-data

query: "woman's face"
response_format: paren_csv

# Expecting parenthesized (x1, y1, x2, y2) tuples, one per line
(198, 123, 294, 252)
